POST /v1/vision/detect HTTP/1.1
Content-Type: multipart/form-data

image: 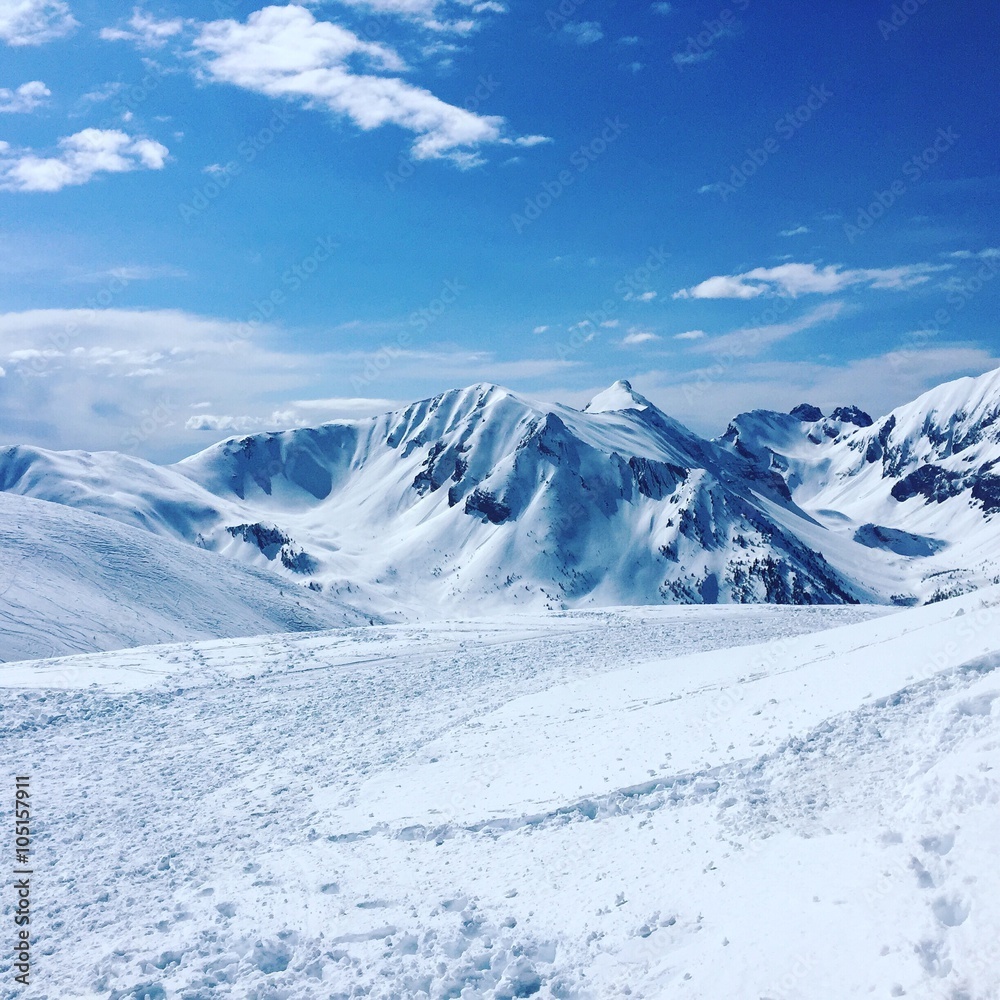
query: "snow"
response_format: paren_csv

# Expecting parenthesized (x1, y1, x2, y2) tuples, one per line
(0, 492, 376, 663)
(718, 364, 1000, 603)
(583, 379, 651, 414)
(5, 593, 1000, 998)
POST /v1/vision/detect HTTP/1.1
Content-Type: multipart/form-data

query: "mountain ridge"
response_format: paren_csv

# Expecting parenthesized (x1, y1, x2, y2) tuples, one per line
(2, 367, 999, 620)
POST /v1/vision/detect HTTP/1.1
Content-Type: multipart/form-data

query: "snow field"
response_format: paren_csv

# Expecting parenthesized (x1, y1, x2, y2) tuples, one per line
(2, 598, 999, 998)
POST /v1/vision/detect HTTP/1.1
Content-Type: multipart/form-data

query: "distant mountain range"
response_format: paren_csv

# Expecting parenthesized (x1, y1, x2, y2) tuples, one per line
(2, 366, 999, 646)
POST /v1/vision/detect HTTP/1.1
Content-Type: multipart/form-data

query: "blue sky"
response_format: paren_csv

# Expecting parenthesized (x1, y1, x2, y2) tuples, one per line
(1, 0, 998, 460)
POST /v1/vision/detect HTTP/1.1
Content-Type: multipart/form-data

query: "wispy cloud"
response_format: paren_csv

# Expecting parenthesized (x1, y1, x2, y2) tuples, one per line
(562, 21, 603, 45)
(779, 224, 810, 237)
(673, 50, 713, 67)
(684, 301, 844, 356)
(0, 128, 169, 192)
(646, 347, 1000, 436)
(0, 308, 580, 455)
(315, 0, 503, 34)
(673, 261, 949, 299)
(67, 264, 187, 283)
(945, 248, 1000, 260)
(99, 8, 186, 48)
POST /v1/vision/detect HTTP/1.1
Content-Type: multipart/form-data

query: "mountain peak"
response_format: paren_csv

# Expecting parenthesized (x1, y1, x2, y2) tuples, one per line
(790, 403, 824, 422)
(585, 379, 652, 414)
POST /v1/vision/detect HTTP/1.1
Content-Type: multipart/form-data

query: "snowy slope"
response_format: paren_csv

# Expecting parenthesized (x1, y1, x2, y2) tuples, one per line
(721, 366, 1000, 603)
(5, 594, 1000, 997)
(0, 491, 378, 662)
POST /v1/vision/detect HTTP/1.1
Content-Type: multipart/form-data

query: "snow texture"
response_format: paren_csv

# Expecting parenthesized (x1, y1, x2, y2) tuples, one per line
(4, 593, 1000, 998)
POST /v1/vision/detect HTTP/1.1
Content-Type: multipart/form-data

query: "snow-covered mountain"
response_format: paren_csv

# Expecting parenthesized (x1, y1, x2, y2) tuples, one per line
(0, 381, 865, 616)
(2, 367, 999, 623)
(720, 365, 1000, 603)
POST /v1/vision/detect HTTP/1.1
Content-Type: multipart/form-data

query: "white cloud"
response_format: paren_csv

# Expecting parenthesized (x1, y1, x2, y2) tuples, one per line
(97, 4, 541, 166)
(79, 82, 125, 104)
(621, 329, 659, 346)
(625, 290, 657, 302)
(532, 324, 549, 334)
(779, 225, 810, 237)
(674, 262, 949, 300)
(618, 35, 640, 45)
(0, 0, 77, 45)
(673, 329, 706, 341)
(562, 21, 603, 45)
(184, 397, 400, 432)
(0, 128, 168, 192)
(185, 413, 263, 432)
(0, 80, 50, 112)
(188, 5, 538, 165)
(675, 274, 762, 300)
(100, 7, 186, 47)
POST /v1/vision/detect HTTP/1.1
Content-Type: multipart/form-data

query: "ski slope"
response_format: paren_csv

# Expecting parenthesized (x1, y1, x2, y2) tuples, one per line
(5, 594, 1000, 998)
(0, 491, 378, 663)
